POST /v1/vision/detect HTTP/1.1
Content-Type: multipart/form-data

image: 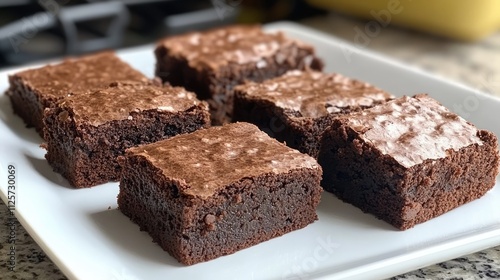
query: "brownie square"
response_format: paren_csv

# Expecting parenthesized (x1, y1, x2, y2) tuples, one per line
(154, 25, 323, 125)
(118, 122, 323, 265)
(233, 70, 394, 158)
(43, 81, 210, 188)
(6, 51, 148, 136)
(318, 94, 500, 230)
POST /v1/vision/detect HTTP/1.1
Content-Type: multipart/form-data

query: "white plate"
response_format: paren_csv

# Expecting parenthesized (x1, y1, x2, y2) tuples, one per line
(1, 22, 499, 280)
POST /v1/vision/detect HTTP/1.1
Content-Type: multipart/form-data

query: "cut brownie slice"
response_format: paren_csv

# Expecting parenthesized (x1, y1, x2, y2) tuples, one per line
(318, 94, 500, 230)
(43, 81, 210, 188)
(118, 122, 323, 265)
(154, 25, 323, 125)
(233, 70, 394, 158)
(6, 51, 148, 136)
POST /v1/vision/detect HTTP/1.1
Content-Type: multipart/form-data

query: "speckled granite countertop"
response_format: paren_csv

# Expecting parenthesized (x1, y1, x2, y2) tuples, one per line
(1, 14, 500, 280)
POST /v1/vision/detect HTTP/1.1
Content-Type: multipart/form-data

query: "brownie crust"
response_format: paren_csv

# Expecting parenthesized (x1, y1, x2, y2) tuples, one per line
(318, 95, 500, 230)
(154, 25, 323, 125)
(43, 82, 210, 188)
(233, 70, 393, 158)
(118, 123, 323, 264)
(7, 52, 148, 136)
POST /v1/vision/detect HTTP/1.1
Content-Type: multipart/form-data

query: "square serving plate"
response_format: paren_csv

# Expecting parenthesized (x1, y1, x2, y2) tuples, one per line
(1, 22, 499, 280)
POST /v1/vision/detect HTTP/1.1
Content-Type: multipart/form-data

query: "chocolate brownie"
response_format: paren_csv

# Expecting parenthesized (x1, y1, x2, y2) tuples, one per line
(118, 122, 323, 265)
(43, 81, 210, 188)
(233, 70, 394, 158)
(154, 25, 323, 125)
(6, 51, 148, 137)
(318, 94, 500, 230)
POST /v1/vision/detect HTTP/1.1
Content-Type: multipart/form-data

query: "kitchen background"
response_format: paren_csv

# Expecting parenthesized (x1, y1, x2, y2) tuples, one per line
(0, 0, 324, 67)
(1, 0, 499, 279)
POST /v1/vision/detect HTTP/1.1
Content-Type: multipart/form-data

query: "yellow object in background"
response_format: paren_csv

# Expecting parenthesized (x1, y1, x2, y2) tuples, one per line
(307, 0, 500, 41)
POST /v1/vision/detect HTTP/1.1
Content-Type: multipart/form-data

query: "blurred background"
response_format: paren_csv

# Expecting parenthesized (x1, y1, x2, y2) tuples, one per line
(0, 0, 499, 93)
(0, 0, 326, 67)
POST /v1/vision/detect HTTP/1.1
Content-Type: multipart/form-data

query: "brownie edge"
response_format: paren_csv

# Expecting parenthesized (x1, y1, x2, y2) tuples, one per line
(118, 122, 323, 264)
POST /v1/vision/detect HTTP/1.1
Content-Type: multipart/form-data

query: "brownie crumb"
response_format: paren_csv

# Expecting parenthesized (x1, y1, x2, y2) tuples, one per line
(233, 194, 242, 204)
(204, 214, 216, 225)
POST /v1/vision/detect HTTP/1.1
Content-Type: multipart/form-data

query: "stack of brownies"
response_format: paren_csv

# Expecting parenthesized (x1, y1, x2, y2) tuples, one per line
(6, 25, 499, 265)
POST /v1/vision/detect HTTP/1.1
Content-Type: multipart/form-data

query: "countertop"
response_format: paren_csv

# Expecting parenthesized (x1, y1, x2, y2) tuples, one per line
(1, 14, 500, 280)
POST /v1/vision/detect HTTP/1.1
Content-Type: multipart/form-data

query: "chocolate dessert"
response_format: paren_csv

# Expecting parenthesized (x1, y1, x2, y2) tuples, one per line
(43, 81, 210, 188)
(233, 70, 393, 158)
(155, 25, 323, 124)
(318, 94, 500, 230)
(118, 122, 323, 264)
(7, 52, 148, 136)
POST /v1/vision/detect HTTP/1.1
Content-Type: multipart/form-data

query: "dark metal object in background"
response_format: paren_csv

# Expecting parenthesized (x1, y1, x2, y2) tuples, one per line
(59, 1, 129, 54)
(0, 0, 325, 68)
(0, 0, 218, 67)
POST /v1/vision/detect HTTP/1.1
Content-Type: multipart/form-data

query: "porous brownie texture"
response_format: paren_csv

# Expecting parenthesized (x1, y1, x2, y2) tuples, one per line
(6, 51, 148, 136)
(154, 25, 323, 125)
(118, 122, 323, 265)
(43, 81, 210, 188)
(233, 70, 393, 158)
(318, 94, 500, 230)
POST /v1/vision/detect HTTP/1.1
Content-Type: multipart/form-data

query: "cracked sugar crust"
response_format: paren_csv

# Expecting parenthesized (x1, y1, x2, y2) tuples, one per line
(58, 81, 206, 126)
(126, 122, 321, 198)
(234, 70, 393, 118)
(12, 51, 148, 98)
(346, 94, 483, 168)
(158, 25, 315, 70)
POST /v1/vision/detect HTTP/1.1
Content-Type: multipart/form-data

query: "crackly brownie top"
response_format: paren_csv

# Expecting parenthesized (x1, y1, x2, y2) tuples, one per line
(58, 82, 205, 126)
(345, 94, 483, 168)
(127, 122, 320, 198)
(235, 70, 393, 118)
(157, 25, 312, 70)
(13, 52, 148, 98)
